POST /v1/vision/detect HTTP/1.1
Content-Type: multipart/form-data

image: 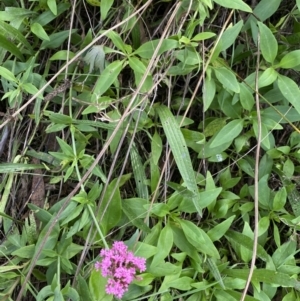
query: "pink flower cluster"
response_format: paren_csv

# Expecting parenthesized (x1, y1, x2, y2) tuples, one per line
(95, 241, 146, 299)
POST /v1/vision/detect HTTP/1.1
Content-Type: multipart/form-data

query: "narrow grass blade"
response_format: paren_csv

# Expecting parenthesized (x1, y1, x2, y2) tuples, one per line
(156, 105, 201, 215)
(130, 142, 149, 200)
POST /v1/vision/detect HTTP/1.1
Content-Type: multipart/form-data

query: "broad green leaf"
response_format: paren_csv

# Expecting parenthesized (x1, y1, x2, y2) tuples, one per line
(219, 20, 243, 52)
(179, 219, 220, 258)
(47, 0, 57, 15)
(151, 224, 173, 267)
(41, 29, 77, 49)
(151, 131, 163, 165)
(105, 30, 131, 54)
(122, 198, 150, 232)
(134, 39, 179, 59)
(98, 175, 128, 234)
(44, 111, 73, 124)
(239, 83, 254, 110)
(4, 7, 37, 19)
(272, 240, 297, 268)
(89, 270, 113, 301)
(223, 268, 300, 290)
(203, 77, 216, 111)
(253, 0, 281, 22)
(273, 187, 287, 211)
(33, 3, 70, 26)
(207, 258, 225, 289)
(156, 105, 202, 215)
(226, 230, 268, 261)
(258, 216, 270, 236)
(22, 83, 39, 95)
(92, 60, 124, 98)
(167, 277, 193, 290)
(278, 50, 300, 69)
(36, 286, 53, 301)
(258, 68, 278, 88)
(207, 215, 236, 242)
(277, 75, 300, 116)
(0, 66, 17, 82)
(258, 22, 278, 64)
(0, 35, 24, 61)
(214, 67, 240, 93)
(31, 22, 50, 40)
(50, 50, 75, 60)
(101, 0, 114, 21)
(128, 56, 147, 74)
(178, 188, 222, 213)
(210, 119, 244, 148)
(77, 276, 93, 301)
(0, 20, 33, 52)
(192, 32, 216, 41)
(213, 0, 252, 12)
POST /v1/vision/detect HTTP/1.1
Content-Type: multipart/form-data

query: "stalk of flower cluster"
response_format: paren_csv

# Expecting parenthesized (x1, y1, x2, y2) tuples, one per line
(95, 241, 146, 299)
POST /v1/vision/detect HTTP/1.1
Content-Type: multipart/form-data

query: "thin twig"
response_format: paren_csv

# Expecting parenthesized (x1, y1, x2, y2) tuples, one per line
(240, 32, 261, 301)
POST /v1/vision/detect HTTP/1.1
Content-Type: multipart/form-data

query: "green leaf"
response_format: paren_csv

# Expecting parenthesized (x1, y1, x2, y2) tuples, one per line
(278, 50, 300, 69)
(258, 216, 270, 236)
(0, 20, 33, 52)
(98, 176, 127, 234)
(0, 66, 17, 82)
(219, 20, 243, 52)
(277, 75, 300, 116)
(31, 22, 50, 40)
(105, 30, 131, 54)
(77, 275, 93, 301)
(41, 29, 77, 49)
(252, 0, 281, 22)
(178, 188, 222, 213)
(192, 32, 216, 41)
(214, 67, 240, 93)
(89, 270, 113, 301)
(133, 39, 179, 59)
(33, 3, 70, 26)
(11, 244, 35, 258)
(258, 68, 278, 88)
(151, 131, 163, 165)
(93, 60, 124, 98)
(258, 22, 278, 64)
(226, 230, 268, 261)
(210, 119, 244, 148)
(179, 219, 220, 258)
(239, 83, 254, 110)
(151, 224, 173, 267)
(207, 215, 236, 242)
(130, 143, 148, 200)
(22, 83, 39, 95)
(0, 163, 44, 173)
(47, 0, 57, 15)
(203, 77, 216, 111)
(213, 0, 252, 12)
(273, 187, 287, 211)
(156, 105, 202, 215)
(37, 285, 53, 301)
(223, 269, 300, 290)
(101, 0, 114, 21)
(128, 56, 147, 74)
(50, 50, 75, 60)
(0, 34, 24, 61)
(44, 111, 73, 124)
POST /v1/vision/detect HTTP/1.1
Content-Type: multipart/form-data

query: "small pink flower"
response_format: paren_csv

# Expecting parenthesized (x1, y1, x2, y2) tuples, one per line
(95, 241, 146, 299)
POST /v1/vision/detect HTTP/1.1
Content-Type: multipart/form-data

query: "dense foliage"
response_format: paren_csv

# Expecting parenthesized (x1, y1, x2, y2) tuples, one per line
(1, 0, 300, 300)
